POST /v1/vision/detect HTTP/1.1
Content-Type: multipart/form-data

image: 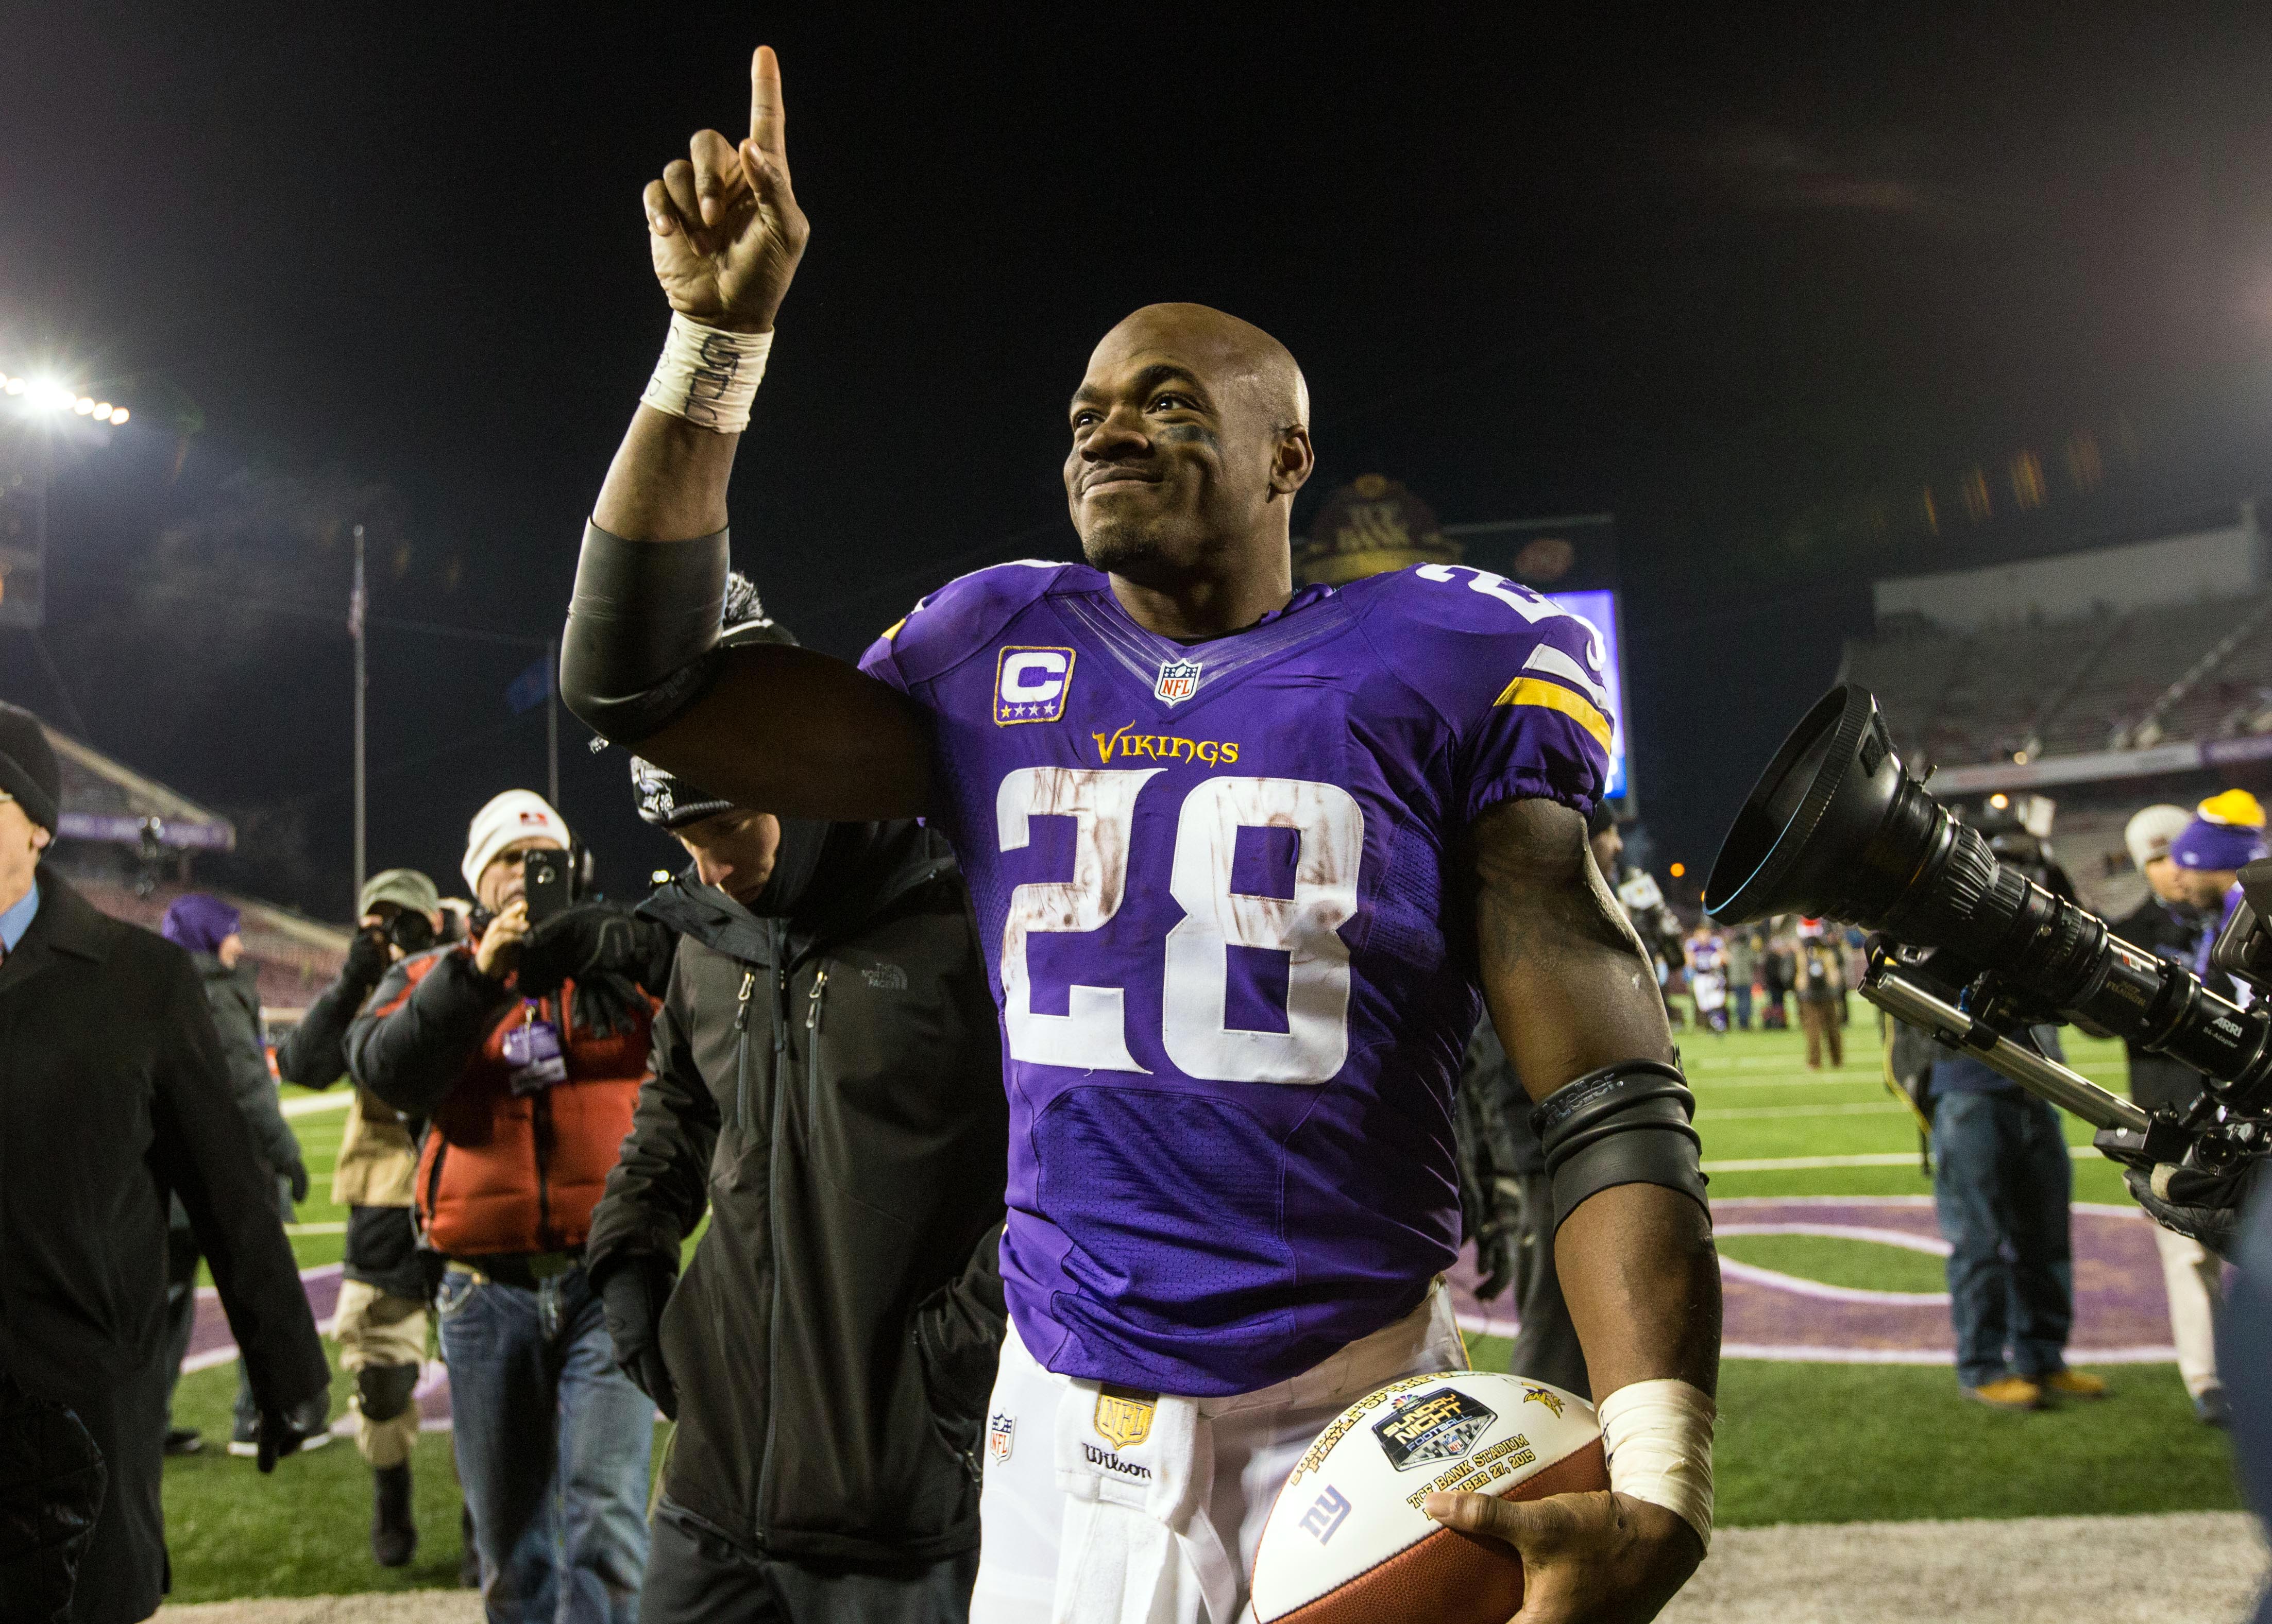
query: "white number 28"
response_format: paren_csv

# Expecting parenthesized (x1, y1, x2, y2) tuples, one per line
(995, 768, 1363, 1085)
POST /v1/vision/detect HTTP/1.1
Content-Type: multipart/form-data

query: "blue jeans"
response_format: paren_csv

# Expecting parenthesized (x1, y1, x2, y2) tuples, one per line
(1731, 983, 1753, 1029)
(1930, 1090, 2075, 1388)
(438, 1262, 654, 1623)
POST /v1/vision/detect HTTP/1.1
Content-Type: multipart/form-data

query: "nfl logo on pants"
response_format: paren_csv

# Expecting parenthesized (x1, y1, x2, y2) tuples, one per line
(1154, 659, 1201, 705)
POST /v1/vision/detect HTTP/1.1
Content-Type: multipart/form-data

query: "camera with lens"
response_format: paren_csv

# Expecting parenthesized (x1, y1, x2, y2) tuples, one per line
(383, 909, 437, 955)
(1706, 684, 2272, 1183)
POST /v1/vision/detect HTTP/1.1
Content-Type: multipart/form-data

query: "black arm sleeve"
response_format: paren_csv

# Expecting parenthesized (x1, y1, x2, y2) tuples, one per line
(148, 959, 329, 1413)
(277, 964, 384, 1088)
(585, 953, 718, 1288)
(346, 951, 515, 1119)
(559, 521, 732, 746)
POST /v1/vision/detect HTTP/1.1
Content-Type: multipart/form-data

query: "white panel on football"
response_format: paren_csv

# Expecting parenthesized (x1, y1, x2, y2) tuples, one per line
(1249, 1371, 1602, 1624)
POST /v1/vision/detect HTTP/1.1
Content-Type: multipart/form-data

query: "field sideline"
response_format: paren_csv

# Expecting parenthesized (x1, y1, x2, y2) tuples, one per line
(161, 998, 2250, 1604)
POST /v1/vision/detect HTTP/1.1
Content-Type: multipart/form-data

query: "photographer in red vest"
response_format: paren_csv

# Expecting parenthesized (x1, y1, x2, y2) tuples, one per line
(348, 790, 672, 1619)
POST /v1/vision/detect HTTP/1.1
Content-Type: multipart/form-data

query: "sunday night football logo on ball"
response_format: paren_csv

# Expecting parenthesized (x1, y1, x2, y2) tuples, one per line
(1370, 1387, 1497, 1472)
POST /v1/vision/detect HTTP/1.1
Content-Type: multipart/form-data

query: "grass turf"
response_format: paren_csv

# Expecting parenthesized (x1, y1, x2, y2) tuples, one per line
(1714, 1232, 1951, 1294)
(161, 1005, 2237, 1597)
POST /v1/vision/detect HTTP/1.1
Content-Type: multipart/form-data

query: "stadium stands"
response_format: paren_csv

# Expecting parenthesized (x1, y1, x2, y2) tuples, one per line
(1843, 516, 2272, 919)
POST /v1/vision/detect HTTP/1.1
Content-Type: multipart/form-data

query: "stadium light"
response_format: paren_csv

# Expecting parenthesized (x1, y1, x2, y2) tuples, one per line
(0, 366, 133, 428)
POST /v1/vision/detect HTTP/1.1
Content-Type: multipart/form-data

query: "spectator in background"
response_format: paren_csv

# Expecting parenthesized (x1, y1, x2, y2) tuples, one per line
(0, 701, 329, 1624)
(278, 868, 446, 1565)
(349, 791, 671, 1620)
(1725, 928, 1758, 1030)
(1927, 804, 2101, 1413)
(1459, 1022, 1589, 1400)
(1761, 927, 1795, 1031)
(156, 893, 318, 1464)
(2116, 804, 2227, 1424)
(1794, 919, 1845, 1068)
(1686, 922, 1728, 1034)
(2171, 791, 2270, 1003)
(590, 677, 1010, 1620)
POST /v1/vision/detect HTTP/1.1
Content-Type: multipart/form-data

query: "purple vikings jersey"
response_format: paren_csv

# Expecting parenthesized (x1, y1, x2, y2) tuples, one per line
(858, 560, 1612, 1394)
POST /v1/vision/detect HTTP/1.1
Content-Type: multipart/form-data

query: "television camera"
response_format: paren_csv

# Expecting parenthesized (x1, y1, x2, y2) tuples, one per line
(1705, 684, 2272, 1190)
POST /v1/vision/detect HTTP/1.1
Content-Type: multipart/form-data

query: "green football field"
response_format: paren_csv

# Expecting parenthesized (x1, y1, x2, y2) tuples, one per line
(161, 1001, 2242, 1600)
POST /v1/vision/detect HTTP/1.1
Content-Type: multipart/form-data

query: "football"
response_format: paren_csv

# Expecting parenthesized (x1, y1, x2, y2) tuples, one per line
(1249, 1371, 1608, 1624)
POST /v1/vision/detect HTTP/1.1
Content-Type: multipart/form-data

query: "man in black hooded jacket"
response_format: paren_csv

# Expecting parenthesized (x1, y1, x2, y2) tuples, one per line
(584, 586, 1009, 1624)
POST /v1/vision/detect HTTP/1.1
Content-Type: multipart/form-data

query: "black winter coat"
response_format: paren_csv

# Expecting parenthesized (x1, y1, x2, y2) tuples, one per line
(2113, 893, 2210, 1112)
(193, 953, 300, 1183)
(584, 824, 1009, 1565)
(0, 869, 328, 1623)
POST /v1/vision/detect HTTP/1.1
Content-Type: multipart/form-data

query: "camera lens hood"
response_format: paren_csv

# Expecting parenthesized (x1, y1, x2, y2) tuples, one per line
(1704, 683, 1915, 926)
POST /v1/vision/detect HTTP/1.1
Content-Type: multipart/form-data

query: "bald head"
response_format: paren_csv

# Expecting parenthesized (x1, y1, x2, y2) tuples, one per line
(1064, 304, 1316, 624)
(1092, 303, 1310, 433)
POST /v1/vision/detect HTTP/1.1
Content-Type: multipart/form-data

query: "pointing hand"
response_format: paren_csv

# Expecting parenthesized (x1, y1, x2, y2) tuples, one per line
(644, 45, 809, 334)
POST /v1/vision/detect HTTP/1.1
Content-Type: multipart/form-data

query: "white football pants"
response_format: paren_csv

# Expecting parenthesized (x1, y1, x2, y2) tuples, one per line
(970, 1285, 1465, 1624)
(2151, 1221, 2225, 1398)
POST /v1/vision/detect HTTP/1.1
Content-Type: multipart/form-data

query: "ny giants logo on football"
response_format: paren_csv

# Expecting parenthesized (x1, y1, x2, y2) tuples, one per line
(1092, 723, 1241, 766)
(1371, 1387, 1497, 1472)
(994, 646, 1076, 725)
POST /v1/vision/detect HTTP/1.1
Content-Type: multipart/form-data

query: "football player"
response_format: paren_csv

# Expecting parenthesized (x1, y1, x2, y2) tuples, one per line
(563, 47, 1719, 1624)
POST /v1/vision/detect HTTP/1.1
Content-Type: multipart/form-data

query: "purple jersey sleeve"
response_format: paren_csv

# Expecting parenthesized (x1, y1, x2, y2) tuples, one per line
(1355, 565, 1613, 824)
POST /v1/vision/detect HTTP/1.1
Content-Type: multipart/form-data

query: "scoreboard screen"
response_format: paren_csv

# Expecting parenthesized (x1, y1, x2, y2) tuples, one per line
(1540, 587, 1630, 802)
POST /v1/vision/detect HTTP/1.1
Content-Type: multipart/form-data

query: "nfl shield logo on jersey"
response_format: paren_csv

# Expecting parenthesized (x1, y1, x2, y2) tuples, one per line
(987, 1411, 1015, 1464)
(1154, 658, 1202, 705)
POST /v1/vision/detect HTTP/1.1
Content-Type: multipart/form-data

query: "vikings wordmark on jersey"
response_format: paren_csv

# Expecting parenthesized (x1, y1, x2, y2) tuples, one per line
(861, 560, 1612, 1395)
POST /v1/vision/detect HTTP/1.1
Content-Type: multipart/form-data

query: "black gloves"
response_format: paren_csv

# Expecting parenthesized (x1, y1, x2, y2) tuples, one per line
(2123, 1159, 2260, 1260)
(517, 904, 674, 1002)
(342, 924, 393, 992)
(599, 1261, 679, 1420)
(566, 973, 648, 1042)
(284, 1159, 312, 1206)
(254, 1391, 331, 1473)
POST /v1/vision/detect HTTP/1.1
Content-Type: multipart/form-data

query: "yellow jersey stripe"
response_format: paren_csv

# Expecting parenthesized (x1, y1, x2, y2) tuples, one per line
(1493, 676, 1614, 750)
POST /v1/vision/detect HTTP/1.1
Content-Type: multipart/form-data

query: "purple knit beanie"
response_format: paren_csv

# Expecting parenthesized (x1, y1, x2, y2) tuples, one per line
(161, 893, 242, 955)
(2169, 790, 2269, 873)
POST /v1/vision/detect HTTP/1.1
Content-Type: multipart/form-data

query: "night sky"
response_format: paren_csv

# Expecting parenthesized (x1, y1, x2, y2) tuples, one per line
(8, 4, 2272, 917)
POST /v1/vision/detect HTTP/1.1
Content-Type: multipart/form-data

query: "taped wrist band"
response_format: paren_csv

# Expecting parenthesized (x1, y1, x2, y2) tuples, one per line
(1532, 1060, 1708, 1230)
(1598, 1378, 1716, 1552)
(641, 312, 772, 433)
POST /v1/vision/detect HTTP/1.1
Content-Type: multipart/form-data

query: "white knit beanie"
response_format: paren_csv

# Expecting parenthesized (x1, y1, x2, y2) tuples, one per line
(2124, 804, 2192, 873)
(462, 790, 573, 894)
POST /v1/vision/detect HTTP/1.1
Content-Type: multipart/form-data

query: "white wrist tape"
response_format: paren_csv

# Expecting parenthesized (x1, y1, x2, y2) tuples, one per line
(1597, 1378, 1716, 1553)
(641, 312, 772, 433)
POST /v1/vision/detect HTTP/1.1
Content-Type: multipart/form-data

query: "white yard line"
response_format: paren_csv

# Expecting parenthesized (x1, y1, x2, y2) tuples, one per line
(280, 1092, 352, 1119)
(1715, 1221, 1952, 1255)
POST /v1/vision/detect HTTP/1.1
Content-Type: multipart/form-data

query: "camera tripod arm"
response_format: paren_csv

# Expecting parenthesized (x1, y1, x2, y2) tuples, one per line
(1858, 965, 2152, 1135)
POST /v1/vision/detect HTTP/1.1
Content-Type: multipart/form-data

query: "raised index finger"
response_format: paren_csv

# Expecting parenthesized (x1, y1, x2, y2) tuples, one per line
(749, 44, 786, 164)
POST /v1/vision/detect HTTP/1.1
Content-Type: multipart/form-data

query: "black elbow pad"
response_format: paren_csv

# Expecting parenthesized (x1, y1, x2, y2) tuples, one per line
(1532, 1060, 1708, 1231)
(560, 522, 732, 746)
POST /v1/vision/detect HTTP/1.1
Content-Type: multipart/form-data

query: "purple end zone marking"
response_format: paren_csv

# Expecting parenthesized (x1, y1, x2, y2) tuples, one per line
(1449, 1196, 2186, 1365)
